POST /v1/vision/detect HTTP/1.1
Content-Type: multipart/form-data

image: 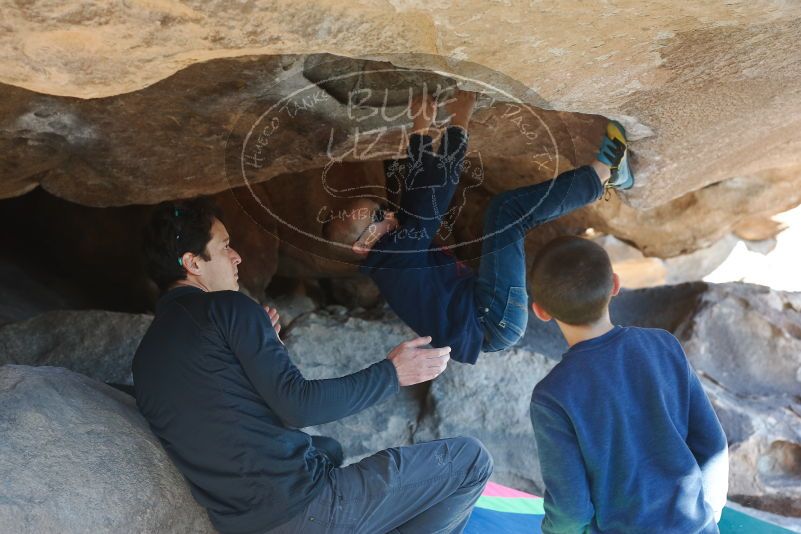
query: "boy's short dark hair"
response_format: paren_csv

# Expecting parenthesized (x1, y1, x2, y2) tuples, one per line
(142, 197, 222, 293)
(531, 236, 614, 326)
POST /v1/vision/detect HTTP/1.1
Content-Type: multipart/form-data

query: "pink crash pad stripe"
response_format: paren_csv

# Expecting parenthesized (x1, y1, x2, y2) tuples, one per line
(482, 481, 538, 499)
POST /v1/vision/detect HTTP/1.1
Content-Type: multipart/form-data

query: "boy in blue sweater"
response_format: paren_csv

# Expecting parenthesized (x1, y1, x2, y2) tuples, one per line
(323, 89, 634, 364)
(529, 236, 729, 533)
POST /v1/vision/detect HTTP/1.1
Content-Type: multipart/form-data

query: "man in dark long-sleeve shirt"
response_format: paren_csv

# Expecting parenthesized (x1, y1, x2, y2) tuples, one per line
(134, 198, 492, 533)
(528, 236, 728, 534)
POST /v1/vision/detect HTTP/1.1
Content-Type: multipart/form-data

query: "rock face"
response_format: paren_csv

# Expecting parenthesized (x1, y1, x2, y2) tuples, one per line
(705, 378, 801, 519)
(675, 284, 801, 516)
(0, 365, 214, 533)
(595, 234, 739, 289)
(3, 2, 801, 216)
(677, 283, 801, 398)
(0, 310, 153, 385)
(2, 2, 801, 269)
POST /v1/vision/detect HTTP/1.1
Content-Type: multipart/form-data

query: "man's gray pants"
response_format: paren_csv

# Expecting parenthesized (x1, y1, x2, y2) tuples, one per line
(267, 436, 493, 534)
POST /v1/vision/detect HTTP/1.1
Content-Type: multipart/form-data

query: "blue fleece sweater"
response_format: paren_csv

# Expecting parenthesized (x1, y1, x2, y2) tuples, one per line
(360, 126, 484, 364)
(530, 326, 728, 534)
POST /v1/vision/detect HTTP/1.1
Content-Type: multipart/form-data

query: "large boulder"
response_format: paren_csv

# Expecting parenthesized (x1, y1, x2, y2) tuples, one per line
(3, 2, 801, 211)
(284, 307, 424, 458)
(675, 283, 801, 397)
(3, 4, 801, 265)
(675, 284, 801, 519)
(0, 365, 213, 533)
(704, 377, 801, 519)
(0, 310, 153, 385)
(595, 234, 739, 289)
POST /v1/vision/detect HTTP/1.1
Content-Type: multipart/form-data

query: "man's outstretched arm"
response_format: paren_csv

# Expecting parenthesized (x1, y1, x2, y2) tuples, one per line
(215, 291, 450, 428)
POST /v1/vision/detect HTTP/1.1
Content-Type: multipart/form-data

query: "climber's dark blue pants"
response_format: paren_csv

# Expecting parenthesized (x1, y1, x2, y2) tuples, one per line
(475, 165, 604, 351)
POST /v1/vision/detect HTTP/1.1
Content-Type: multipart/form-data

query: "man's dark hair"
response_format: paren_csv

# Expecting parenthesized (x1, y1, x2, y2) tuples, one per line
(531, 236, 614, 326)
(142, 197, 223, 293)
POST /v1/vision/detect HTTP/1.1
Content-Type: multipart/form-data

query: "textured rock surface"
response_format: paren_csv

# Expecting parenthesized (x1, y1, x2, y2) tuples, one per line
(283, 308, 425, 458)
(704, 377, 801, 519)
(676, 283, 801, 397)
(265, 292, 317, 329)
(595, 234, 738, 289)
(676, 284, 801, 518)
(0, 310, 153, 385)
(4, 0, 801, 212)
(3, 60, 800, 262)
(0, 365, 214, 533)
(2, 1, 801, 265)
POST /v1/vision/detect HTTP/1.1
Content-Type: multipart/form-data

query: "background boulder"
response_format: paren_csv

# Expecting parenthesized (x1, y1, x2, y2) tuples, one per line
(0, 310, 153, 385)
(0, 365, 214, 533)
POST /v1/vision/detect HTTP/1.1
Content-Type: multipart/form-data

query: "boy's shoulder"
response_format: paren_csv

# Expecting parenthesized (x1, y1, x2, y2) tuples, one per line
(624, 326, 684, 352)
(531, 326, 685, 403)
(592, 325, 683, 352)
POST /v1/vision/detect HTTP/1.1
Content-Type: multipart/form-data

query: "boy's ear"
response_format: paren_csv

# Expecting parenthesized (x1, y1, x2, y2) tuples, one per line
(611, 272, 621, 297)
(531, 302, 552, 322)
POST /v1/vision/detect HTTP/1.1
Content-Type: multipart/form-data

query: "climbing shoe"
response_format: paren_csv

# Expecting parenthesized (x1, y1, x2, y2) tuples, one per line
(597, 120, 634, 191)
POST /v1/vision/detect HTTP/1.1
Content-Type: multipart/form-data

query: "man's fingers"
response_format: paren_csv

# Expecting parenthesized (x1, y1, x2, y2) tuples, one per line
(263, 305, 280, 327)
(421, 357, 449, 381)
(402, 336, 432, 349)
(414, 346, 451, 359)
(428, 354, 450, 371)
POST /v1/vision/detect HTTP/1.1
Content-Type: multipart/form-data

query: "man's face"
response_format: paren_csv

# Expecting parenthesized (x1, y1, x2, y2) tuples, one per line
(196, 218, 242, 292)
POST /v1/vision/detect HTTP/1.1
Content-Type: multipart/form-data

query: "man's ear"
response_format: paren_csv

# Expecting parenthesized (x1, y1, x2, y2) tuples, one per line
(531, 302, 552, 322)
(611, 272, 621, 297)
(180, 252, 202, 275)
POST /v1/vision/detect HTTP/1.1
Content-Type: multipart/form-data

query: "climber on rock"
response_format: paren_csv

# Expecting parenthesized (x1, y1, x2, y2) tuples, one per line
(323, 88, 634, 364)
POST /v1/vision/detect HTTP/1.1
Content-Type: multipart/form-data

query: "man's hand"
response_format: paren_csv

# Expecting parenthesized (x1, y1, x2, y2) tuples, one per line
(410, 92, 437, 134)
(263, 305, 281, 337)
(445, 89, 477, 131)
(387, 336, 450, 386)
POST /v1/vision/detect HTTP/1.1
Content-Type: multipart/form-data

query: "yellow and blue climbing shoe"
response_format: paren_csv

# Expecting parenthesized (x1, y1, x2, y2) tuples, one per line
(597, 120, 634, 191)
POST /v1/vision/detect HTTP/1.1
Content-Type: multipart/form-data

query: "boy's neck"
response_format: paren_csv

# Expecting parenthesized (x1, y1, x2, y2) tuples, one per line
(557, 312, 615, 348)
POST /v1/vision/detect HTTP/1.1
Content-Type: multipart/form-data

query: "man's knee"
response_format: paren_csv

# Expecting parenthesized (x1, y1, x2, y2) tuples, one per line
(451, 436, 494, 479)
(311, 435, 344, 467)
